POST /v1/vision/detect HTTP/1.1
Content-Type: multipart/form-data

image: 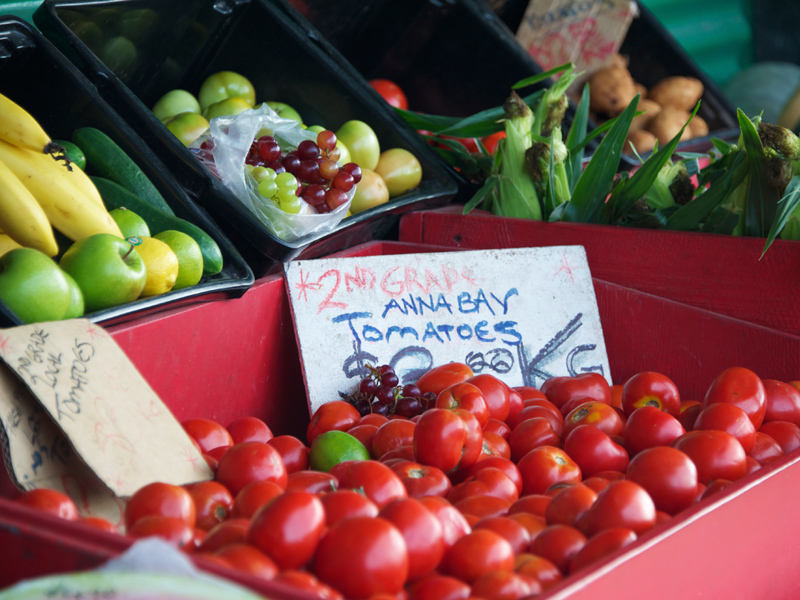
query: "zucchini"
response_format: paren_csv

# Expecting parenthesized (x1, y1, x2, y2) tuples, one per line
(52, 139, 86, 170)
(73, 127, 175, 216)
(90, 176, 223, 276)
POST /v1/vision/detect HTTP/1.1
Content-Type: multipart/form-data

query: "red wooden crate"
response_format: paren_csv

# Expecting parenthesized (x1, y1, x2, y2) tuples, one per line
(1, 240, 800, 599)
(399, 206, 800, 336)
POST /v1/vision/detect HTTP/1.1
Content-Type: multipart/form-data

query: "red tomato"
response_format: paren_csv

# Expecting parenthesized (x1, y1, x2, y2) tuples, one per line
(610, 384, 624, 409)
(508, 495, 550, 519)
(206, 445, 229, 462)
(623, 406, 686, 456)
(285, 470, 338, 494)
(483, 418, 512, 440)
(483, 431, 512, 460)
(125, 482, 195, 530)
(517, 446, 581, 496)
(15, 489, 78, 520)
(320, 488, 379, 526)
(416, 363, 474, 397)
(437, 382, 490, 427)
(202, 453, 219, 473)
(473, 516, 532, 555)
(671, 430, 747, 484)
(266, 435, 309, 473)
(621, 372, 681, 417)
(359, 413, 389, 428)
(758, 421, 800, 454)
(391, 460, 452, 498)
(312, 516, 409, 599)
(214, 543, 278, 580)
(248, 490, 325, 569)
(418, 495, 472, 552)
(453, 495, 512, 522)
(189, 528, 205, 552)
(580, 480, 656, 537)
(514, 553, 563, 590)
(563, 401, 624, 438)
(368, 78, 409, 110)
(693, 403, 756, 453)
(544, 482, 598, 528)
(747, 431, 784, 464)
(703, 367, 767, 429)
(215, 442, 287, 496)
(128, 515, 194, 546)
(273, 570, 344, 600)
(700, 478, 734, 501)
(78, 516, 118, 534)
(466, 374, 512, 422)
(414, 408, 482, 473)
(380, 497, 445, 581)
(529, 524, 587, 574)
(409, 574, 471, 600)
(447, 467, 519, 504)
(182, 418, 233, 453)
(457, 457, 523, 495)
(569, 527, 637, 574)
(541, 373, 611, 411)
(187, 481, 234, 531)
(563, 425, 629, 477)
(373, 419, 417, 459)
(231, 480, 283, 519)
(470, 570, 539, 599)
(329, 459, 407, 508)
(510, 405, 564, 436)
(442, 529, 515, 583)
(745, 455, 762, 475)
(763, 379, 800, 426)
(380, 445, 417, 464)
(508, 418, 562, 462)
(198, 518, 250, 553)
(307, 400, 362, 445)
(507, 511, 548, 541)
(507, 389, 524, 426)
(480, 130, 506, 155)
(347, 424, 379, 459)
(514, 386, 547, 401)
(678, 401, 702, 431)
(226, 416, 273, 445)
(626, 446, 698, 515)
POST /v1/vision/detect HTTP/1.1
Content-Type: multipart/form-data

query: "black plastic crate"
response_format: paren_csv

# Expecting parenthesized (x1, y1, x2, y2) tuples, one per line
(0, 16, 253, 328)
(33, 0, 459, 274)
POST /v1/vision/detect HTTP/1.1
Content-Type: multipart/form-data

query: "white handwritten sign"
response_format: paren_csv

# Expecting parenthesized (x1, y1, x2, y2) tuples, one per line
(284, 246, 611, 415)
(0, 320, 212, 503)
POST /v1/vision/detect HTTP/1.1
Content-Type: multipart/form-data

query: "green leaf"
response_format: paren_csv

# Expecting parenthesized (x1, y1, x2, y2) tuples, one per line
(565, 84, 590, 193)
(763, 175, 800, 255)
(710, 137, 734, 155)
(463, 175, 499, 214)
(702, 205, 741, 235)
(511, 63, 573, 90)
(395, 109, 461, 132)
(548, 201, 569, 222)
(738, 108, 779, 237)
(434, 90, 544, 138)
(563, 94, 640, 223)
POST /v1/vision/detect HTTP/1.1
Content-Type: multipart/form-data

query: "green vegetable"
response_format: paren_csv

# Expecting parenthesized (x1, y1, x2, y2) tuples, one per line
(52, 139, 86, 171)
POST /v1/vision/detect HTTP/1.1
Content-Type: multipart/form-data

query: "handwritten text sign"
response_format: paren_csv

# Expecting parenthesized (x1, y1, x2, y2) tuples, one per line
(0, 320, 212, 498)
(284, 246, 611, 415)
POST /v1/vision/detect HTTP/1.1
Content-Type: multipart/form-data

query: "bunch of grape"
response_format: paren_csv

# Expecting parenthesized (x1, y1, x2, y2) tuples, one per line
(341, 364, 437, 418)
(244, 129, 362, 215)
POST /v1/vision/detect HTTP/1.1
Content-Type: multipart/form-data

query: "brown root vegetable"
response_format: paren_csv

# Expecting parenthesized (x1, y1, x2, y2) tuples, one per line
(648, 76, 704, 112)
(629, 99, 662, 132)
(647, 106, 693, 145)
(607, 53, 629, 70)
(689, 114, 709, 138)
(589, 66, 638, 116)
(634, 82, 648, 98)
(623, 130, 656, 155)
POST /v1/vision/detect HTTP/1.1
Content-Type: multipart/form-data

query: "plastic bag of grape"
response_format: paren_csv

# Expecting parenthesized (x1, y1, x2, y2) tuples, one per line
(190, 104, 354, 242)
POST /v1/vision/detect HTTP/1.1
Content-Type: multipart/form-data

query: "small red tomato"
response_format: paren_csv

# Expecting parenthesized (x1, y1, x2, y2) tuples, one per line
(700, 478, 734, 501)
(215, 442, 288, 496)
(231, 480, 284, 519)
(442, 529, 515, 584)
(507, 511, 548, 540)
(747, 431, 784, 465)
(453, 495, 512, 522)
(563, 425, 629, 477)
(544, 482, 598, 528)
(369, 78, 409, 110)
(515, 553, 563, 590)
(380, 445, 417, 464)
(418, 495, 472, 553)
(610, 383, 624, 409)
(414, 408, 482, 473)
(510, 405, 564, 436)
(15, 489, 78, 521)
(626, 446, 698, 515)
(763, 379, 800, 426)
(307, 400, 362, 445)
(181, 418, 234, 453)
(529, 524, 587, 574)
(758, 421, 800, 455)
(483, 418, 512, 439)
(447, 467, 519, 504)
(197, 518, 249, 553)
(671, 430, 747, 484)
(320, 488, 379, 527)
(125, 482, 196, 530)
(563, 401, 625, 438)
(508, 495, 551, 519)
(465, 374, 512, 423)
(128, 515, 194, 547)
(507, 388, 524, 426)
(471, 570, 540, 599)
(408, 574, 471, 600)
(621, 372, 681, 417)
(693, 403, 756, 453)
(541, 373, 611, 411)
(437, 382, 490, 427)
(285, 470, 338, 494)
(569, 527, 637, 574)
(623, 406, 686, 456)
(266, 435, 309, 473)
(517, 446, 581, 496)
(226, 416, 273, 444)
(380, 497, 445, 582)
(78, 516, 119, 534)
(273, 570, 344, 600)
(508, 418, 562, 462)
(703, 367, 767, 429)
(214, 543, 279, 580)
(483, 431, 511, 460)
(457, 457, 523, 495)
(480, 130, 506, 155)
(416, 363, 474, 397)
(359, 413, 389, 428)
(581, 480, 656, 537)
(391, 460, 452, 498)
(373, 419, 416, 459)
(473, 516, 532, 555)
(329, 459, 407, 508)
(186, 480, 234, 531)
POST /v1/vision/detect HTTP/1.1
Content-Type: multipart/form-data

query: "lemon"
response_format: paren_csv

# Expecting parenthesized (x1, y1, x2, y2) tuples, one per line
(109, 207, 150, 238)
(308, 430, 370, 473)
(129, 236, 179, 297)
(153, 230, 203, 290)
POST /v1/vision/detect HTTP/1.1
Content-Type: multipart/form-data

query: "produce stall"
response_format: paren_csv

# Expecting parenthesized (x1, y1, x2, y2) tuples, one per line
(2, 0, 800, 599)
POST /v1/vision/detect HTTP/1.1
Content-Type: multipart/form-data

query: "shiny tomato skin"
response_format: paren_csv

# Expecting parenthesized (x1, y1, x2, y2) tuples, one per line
(529, 524, 587, 574)
(182, 418, 234, 453)
(414, 408, 482, 473)
(470, 570, 540, 599)
(623, 406, 686, 456)
(748, 431, 784, 465)
(763, 379, 800, 426)
(581, 480, 656, 537)
(481, 130, 506, 155)
(187, 481, 234, 531)
(541, 373, 611, 411)
(329, 459, 407, 508)
(473, 516, 532, 555)
(408, 574, 471, 600)
(231, 480, 283, 519)
(214, 543, 278, 580)
(507, 511, 548, 540)
(441, 529, 515, 583)
(226, 416, 273, 444)
(416, 363, 474, 397)
(125, 482, 196, 530)
(127, 515, 194, 546)
(484, 418, 512, 440)
(610, 383, 624, 409)
(466, 374, 512, 422)
(563, 425, 629, 477)
(544, 482, 598, 528)
(369, 78, 409, 110)
(509, 418, 562, 462)
(78, 516, 119, 534)
(437, 382, 490, 427)
(458, 457, 523, 495)
(15, 489, 79, 521)
(379, 497, 445, 582)
(380, 445, 417, 464)
(700, 478, 734, 501)
(391, 460, 452, 498)
(678, 401, 702, 431)
(517, 446, 581, 496)
(312, 516, 409, 599)
(621, 372, 681, 417)
(359, 413, 389, 427)
(569, 527, 637, 574)
(273, 570, 344, 600)
(745, 455, 762, 475)
(563, 401, 625, 438)
(703, 367, 767, 429)
(307, 400, 362, 445)
(197, 518, 249, 553)
(511, 405, 564, 436)
(266, 435, 309, 473)
(508, 495, 550, 519)
(447, 467, 519, 504)
(693, 403, 756, 453)
(418, 495, 472, 552)
(758, 421, 800, 454)
(373, 419, 416, 459)
(215, 442, 287, 496)
(626, 446, 698, 515)
(514, 553, 563, 590)
(342, 424, 378, 457)
(483, 431, 512, 460)
(284, 470, 338, 494)
(671, 430, 747, 484)
(514, 386, 547, 401)
(453, 495, 513, 521)
(320, 488, 379, 526)
(507, 388, 524, 426)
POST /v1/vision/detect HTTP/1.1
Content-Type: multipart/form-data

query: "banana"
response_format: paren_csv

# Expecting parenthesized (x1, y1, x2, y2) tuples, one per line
(37, 150, 106, 210)
(0, 158, 59, 256)
(0, 92, 53, 153)
(0, 139, 122, 242)
(0, 232, 23, 257)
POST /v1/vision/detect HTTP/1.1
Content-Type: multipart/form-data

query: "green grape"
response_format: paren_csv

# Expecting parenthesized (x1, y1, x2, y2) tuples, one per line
(275, 171, 298, 190)
(280, 196, 302, 214)
(252, 166, 276, 183)
(276, 187, 298, 204)
(258, 179, 279, 199)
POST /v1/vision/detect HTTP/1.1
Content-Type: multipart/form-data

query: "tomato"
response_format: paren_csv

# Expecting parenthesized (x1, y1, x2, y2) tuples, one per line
(758, 421, 800, 454)
(544, 482, 598, 528)
(473, 516, 532, 555)
(626, 446, 697, 515)
(321, 489, 379, 526)
(375, 148, 423, 198)
(678, 401, 702, 431)
(483, 418, 512, 440)
(206, 445, 230, 462)
(215, 442, 287, 496)
(127, 515, 194, 546)
(381, 445, 417, 464)
(447, 467, 519, 504)
(563, 401, 624, 438)
(313, 516, 409, 599)
(231, 480, 283, 519)
(226, 416, 273, 445)
(745, 455, 762, 475)
(511, 405, 564, 436)
(514, 386, 547, 401)
(285, 470, 338, 494)
(700, 478, 734, 501)
(481, 130, 506, 155)
(529, 524, 587, 574)
(514, 553, 563, 590)
(508, 418, 561, 462)
(507, 389, 524, 427)
(541, 373, 611, 412)
(458, 457, 523, 495)
(453, 495, 513, 521)
(517, 446, 581, 496)
(623, 406, 686, 456)
(307, 400, 362, 445)
(563, 425, 629, 477)
(763, 379, 800, 426)
(671, 430, 747, 484)
(329, 459, 407, 508)
(273, 570, 344, 600)
(181, 418, 234, 453)
(569, 528, 637, 575)
(247, 490, 325, 570)
(194, 553, 232, 569)
(187, 481, 233, 531)
(621, 372, 681, 417)
(466, 374, 512, 422)
(747, 431, 784, 464)
(266, 435, 309, 473)
(437, 382, 490, 427)
(441, 529, 515, 583)
(78, 517, 119, 534)
(214, 543, 278, 580)
(125, 482, 195, 530)
(414, 408, 482, 473)
(610, 383, 624, 409)
(202, 453, 219, 473)
(360, 413, 389, 427)
(418, 495, 472, 552)
(703, 367, 767, 429)
(368, 78, 408, 110)
(15, 489, 78, 520)
(391, 460, 452, 498)
(416, 363, 474, 397)
(693, 403, 756, 453)
(508, 495, 550, 519)
(580, 480, 656, 537)
(379, 497, 445, 582)
(470, 570, 539, 599)
(483, 432, 512, 460)
(373, 419, 417, 459)
(196, 518, 249, 553)
(408, 574, 471, 600)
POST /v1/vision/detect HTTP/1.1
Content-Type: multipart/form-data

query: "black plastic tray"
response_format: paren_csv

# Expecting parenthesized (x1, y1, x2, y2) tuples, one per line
(33, 0, 459, 274)
(0, 16, 253, 328)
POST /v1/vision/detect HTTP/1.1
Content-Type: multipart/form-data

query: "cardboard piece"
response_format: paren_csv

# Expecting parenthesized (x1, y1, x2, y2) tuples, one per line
(284, 246, 610, 415)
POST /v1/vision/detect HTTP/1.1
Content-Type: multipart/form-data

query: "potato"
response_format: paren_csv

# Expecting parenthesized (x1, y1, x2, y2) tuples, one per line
(629, 99, 662, 132)
(648, 76, 704, 112)
(634, 82, 648, 98)
(647, 106, 693, 145)
(589, 66, 638, 116)
(607, 53, 629, 70)
(689, 114, 709, 138)
(623, 130, 656, 155)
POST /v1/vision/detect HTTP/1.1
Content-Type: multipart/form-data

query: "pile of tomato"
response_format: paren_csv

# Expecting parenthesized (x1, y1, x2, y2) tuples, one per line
(13, 363, 800, 600)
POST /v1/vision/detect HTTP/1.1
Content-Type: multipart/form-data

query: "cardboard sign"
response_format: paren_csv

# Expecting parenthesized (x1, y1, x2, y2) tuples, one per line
(0, 320, 211, 518)
(284, 246, 611, 415)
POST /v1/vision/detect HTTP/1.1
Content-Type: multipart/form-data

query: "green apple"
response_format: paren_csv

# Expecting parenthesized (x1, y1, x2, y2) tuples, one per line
(165, 112, 209, 147)
(99, 36, 138, 78)
(202, 97, 252, 120)
(109, 207, 150, 238)
(198, 71, 255, 112)
(59, 234, 146, 313)
(349, 168, 390, 214)
(61, 272, 85, 319)
(152, 90, 201, 123)
(336, 120, 380, 170)
(374, 148, 423, 197)
(0, 248, 72, 324)
(264, 101, 304, 124)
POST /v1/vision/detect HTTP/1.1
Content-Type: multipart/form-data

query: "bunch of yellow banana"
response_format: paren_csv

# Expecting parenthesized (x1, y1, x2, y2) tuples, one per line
(0, 92, 121, 258)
